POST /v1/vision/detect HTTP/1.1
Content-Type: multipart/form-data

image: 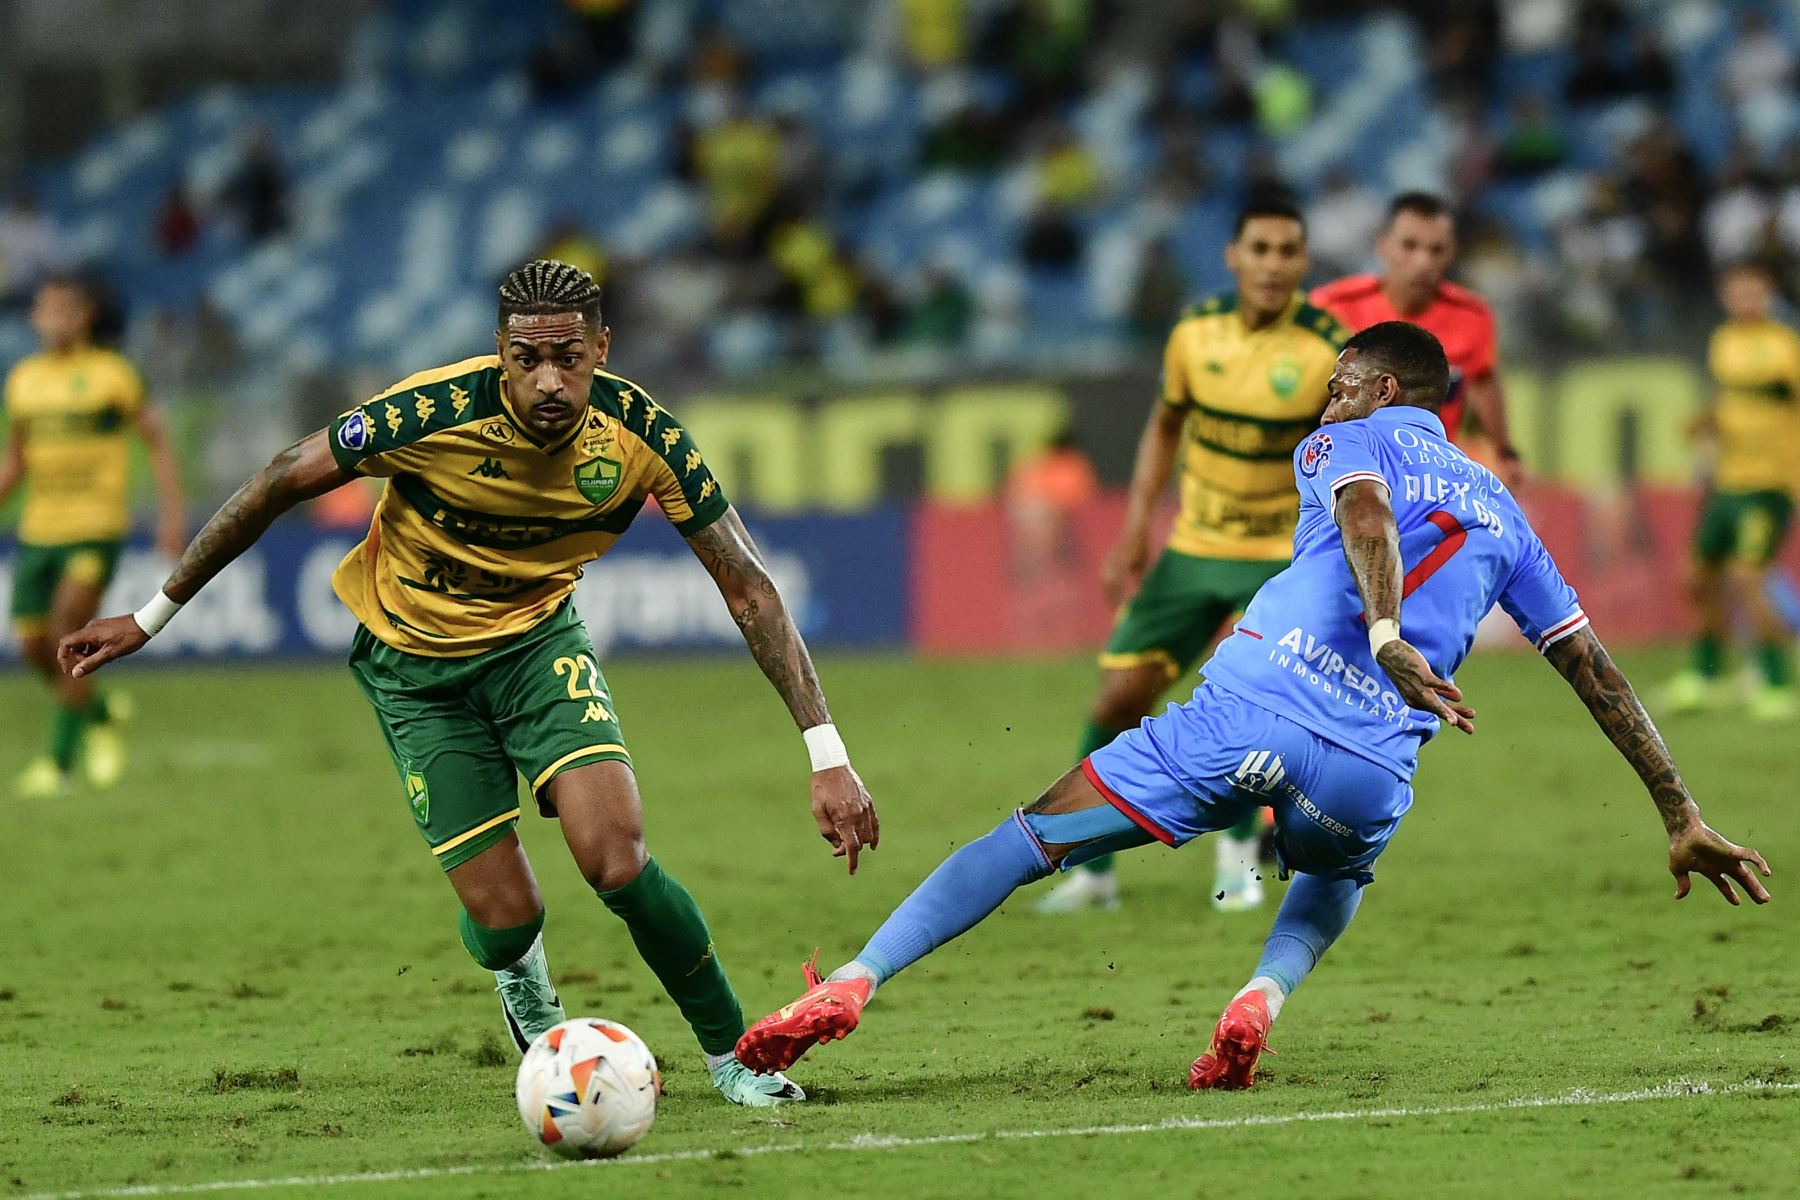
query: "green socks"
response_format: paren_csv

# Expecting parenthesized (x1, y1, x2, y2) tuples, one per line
(599, 857, 744, 1057)
(49, 705, 85, 772)
(1694, 635, 1724, 679)
(459, 908, 545, 971)
(1757, 642, 1791, 688)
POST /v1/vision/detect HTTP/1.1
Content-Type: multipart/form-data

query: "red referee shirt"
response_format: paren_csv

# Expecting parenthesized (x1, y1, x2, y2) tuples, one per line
(1309, 274, 1498, 440)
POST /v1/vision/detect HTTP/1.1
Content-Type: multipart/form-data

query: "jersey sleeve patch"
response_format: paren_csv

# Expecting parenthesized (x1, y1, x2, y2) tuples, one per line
(607, 380, 728, 535)
(1296, 423, 1389, 513)
(329, 368, 494, 476)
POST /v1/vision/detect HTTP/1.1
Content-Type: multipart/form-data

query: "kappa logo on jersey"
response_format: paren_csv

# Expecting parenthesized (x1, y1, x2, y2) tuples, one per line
(1299, 432, 1332, 478)
(481, 419, 516, 445)
(337, 411, 371, 452)
(468, 457, 509, 479)
(574, 456, 622, 504)
(1230, 750, 1287, 794)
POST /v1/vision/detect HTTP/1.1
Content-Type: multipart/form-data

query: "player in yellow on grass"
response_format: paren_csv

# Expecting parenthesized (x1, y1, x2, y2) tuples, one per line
(1664, 260, 1800, 722)
(1038, 196, 1346, 915)
(57, 260, 879, 1108)
(0, 276, 185, 795)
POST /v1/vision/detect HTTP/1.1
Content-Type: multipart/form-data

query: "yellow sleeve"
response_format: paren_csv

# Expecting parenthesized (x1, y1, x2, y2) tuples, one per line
(1161, 324, 1192, 407)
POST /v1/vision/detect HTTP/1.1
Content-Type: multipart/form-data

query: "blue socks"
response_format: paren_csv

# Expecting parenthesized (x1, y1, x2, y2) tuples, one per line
(1253, 872, 1364, 996)
(854, 812, 1052, 983)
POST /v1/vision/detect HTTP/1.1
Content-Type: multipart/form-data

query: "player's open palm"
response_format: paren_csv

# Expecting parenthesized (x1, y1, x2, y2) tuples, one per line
(58, 615, 149, 679)
(812, 765, 879, 875)
(1375, 639, 1476, 734)
(1669, 821, 1771, 906)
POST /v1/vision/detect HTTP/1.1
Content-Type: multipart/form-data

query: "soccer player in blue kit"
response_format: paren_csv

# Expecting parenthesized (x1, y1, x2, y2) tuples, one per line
(736, 322, 1772, 1090)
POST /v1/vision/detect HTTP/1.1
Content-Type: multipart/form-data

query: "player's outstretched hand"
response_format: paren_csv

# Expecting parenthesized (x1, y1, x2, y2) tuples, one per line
(1669, 820, 1771, 906)
(1375, 639, 1476, 734)
(58, 615, 149, 679)
(812, 765, 879, 875)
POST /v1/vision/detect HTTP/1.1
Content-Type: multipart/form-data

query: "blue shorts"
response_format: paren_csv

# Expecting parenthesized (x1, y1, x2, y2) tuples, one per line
(1075, 682, 1413, 886)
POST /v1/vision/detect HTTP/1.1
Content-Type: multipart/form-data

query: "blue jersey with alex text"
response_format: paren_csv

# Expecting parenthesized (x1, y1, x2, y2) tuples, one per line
(1200, 405, 1587, 780)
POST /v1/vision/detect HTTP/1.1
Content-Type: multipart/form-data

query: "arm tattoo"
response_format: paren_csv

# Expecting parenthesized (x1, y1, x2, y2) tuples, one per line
(688, 514, 831, 729)
(163, 438, 309, 603)
(1337, 486, 1403, 623)
(1544, 627, 1699, 835)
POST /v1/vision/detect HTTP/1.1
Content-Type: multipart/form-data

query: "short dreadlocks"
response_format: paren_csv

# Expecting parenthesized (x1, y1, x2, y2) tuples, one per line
(497, 259, 603, 329)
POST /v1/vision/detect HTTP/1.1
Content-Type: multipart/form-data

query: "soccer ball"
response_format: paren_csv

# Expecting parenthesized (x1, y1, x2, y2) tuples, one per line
(516, 1018, 660, 1159)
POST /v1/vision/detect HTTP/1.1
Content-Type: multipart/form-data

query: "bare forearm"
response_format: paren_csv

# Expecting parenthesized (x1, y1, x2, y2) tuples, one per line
(1544, 628, 1698, 834)
(731, 584, 831, 729)
(162, 437, 320, 602)
(1469, 376, 1511, 449)
(150, 444, 185, 527)
(1122, 406, 1184, 529)
(689, 510, 832, 728)
(1337, 486, 1403, 623)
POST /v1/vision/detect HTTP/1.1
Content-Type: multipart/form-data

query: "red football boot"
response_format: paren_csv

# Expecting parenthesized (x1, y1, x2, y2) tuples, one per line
(1188, 990, 1274, 1090)
(735, 953, 873, 1075)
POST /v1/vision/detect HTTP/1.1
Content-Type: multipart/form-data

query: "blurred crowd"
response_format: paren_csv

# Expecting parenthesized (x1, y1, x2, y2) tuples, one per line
(6, 0, 1800, 391)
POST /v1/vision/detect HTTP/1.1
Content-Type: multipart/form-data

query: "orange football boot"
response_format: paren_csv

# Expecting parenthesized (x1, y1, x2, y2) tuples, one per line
(1187, 990, 1274, 1090)
(735, 953, 872, 1075)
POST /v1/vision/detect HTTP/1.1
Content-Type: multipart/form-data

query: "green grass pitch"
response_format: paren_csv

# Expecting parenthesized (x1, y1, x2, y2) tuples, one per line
(2, 647, 1796, 1199)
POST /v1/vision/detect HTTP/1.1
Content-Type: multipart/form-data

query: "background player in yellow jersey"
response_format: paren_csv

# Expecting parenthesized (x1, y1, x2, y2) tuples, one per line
(57, 260, 879, 1108)
(1665, 260, 1800, 721)
(1039, 197, 1346, 914)
(0, 276, 184, 795)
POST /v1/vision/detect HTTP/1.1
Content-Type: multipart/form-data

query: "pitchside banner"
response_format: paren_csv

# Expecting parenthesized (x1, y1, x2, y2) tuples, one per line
(0, 508, 908, 661)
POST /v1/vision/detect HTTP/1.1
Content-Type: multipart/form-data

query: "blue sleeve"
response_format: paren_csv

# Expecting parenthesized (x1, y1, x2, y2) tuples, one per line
(1294, 424, 1389, 512)
(1498, 528, 1588, 652)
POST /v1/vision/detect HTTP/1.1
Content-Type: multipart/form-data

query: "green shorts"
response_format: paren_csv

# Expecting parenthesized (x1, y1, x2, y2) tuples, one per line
(348, 601, 631, 871)
(1694, 489, 1793, 568)
(1099, 549, 1287, 680)
(8, 539, 123, 631)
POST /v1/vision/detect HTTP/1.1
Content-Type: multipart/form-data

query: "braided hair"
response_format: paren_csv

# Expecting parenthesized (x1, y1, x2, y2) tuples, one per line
(497, 259, 603, 329)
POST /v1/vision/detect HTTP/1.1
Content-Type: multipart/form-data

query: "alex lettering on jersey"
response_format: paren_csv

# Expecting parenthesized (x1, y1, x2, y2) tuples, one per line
(1201, 405, 1586, 780)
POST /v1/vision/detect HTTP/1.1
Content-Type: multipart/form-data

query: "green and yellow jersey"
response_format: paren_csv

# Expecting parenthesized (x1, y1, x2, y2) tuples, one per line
(1160, 292, 1346, 560)
(4, 345, 146, 546)
(1708, 317, 1800, 494)
(327, 356, 726, 657)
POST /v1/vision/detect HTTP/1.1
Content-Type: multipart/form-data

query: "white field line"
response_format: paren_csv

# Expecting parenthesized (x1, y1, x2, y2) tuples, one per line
(21, 1077, 1799, 1200)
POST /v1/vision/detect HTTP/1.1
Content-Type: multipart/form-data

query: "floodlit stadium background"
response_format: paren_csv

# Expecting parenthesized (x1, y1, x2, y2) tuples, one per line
(2, 0, 1798, 660)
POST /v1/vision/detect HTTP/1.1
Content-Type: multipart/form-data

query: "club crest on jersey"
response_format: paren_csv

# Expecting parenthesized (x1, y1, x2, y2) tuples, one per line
(337, 411, 370, 452)
(574, 456, 622, 504)
(1268, 353, 1302, 400)
(404, 767, 429, 824)
(1299, 432, 1332, 478)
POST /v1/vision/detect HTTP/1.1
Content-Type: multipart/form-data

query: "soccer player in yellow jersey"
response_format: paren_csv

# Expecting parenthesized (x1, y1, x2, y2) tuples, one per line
(1039, 197, 1346, 914)
(0, 277, 185, 795)
(1665, 260, 1800, 721)
(58, 260, 879, 1108)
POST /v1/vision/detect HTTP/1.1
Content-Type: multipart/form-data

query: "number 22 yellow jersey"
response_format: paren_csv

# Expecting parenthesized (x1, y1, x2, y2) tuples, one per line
(327, 356, 727, 657)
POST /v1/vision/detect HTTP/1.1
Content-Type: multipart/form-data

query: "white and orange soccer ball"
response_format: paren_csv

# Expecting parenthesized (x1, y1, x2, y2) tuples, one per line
(515, 1018, 660, 1159)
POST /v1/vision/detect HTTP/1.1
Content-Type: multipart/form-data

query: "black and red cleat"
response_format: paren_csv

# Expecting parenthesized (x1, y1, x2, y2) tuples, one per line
(735, 953, 872, 1075)
(1188, 991, 1274, 1090)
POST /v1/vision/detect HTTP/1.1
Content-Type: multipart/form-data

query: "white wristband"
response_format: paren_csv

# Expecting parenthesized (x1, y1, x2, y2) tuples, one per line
(803, 724, 850, 773)
(1367, 618, 1401, 660)
(132, 591, 183, 638)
